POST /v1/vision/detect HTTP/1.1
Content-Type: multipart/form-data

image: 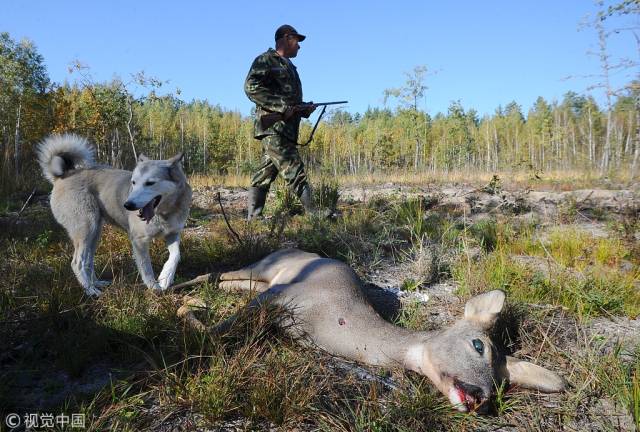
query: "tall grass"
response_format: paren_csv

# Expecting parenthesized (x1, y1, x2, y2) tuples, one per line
(454, 223, 640, 319)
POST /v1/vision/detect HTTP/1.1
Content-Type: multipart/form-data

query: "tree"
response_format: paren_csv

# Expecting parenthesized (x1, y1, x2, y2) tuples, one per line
(578, 1, 640, 172)
(434, 101, 477, 170)
(603, 1, 640, 177)
(0, 32, 50, 182)
(527, 97, 553, 169)
(383, 66, 434, 169)
(383, 65, 430, 111)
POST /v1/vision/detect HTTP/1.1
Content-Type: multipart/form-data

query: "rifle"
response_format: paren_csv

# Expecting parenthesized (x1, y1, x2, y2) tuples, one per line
(260, 101, 348, 130)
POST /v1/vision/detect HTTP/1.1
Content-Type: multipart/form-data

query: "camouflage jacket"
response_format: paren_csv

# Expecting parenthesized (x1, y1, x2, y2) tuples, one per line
(244, 48, 303, 141)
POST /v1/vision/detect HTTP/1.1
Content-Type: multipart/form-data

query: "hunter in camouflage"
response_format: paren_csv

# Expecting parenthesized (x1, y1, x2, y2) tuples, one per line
(244, 24, 316, 220)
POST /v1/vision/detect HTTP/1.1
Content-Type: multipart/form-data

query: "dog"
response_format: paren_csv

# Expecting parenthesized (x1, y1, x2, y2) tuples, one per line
(37, 133, 192, 296)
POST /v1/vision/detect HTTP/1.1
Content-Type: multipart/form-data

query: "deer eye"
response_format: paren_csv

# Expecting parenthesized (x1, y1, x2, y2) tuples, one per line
(472, 339, 484, 355)
(132, 180, 136, 185)
(144, 181, 156, 186)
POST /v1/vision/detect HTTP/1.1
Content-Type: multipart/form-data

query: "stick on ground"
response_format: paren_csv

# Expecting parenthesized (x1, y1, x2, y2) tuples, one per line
(217, 191, 243, 246)
(169, 273, 215, 292)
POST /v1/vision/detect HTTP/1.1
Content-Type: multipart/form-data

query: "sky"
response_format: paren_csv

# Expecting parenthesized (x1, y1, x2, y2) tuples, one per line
(2, 1, 638, 118)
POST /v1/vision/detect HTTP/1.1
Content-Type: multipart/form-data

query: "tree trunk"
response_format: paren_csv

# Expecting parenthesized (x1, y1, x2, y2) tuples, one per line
(595, 10, 613, 175)
(631, 99, 640, 179)
(485, 122, 491, 171)
(14, 97, 22, 178)
(203, 122, 207, 171)
(601, 109, 612, 173)
(588, 106, 594, 167)
(180, 114, 185, 152)
(493, 123, 499, 171)
(127, 97, 137, 160)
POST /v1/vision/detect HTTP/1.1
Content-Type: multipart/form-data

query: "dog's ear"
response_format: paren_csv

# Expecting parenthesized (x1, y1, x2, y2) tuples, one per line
(166, 152, 186, 182)
(167, 152, 184, 165)
(138, 154, 150, 163)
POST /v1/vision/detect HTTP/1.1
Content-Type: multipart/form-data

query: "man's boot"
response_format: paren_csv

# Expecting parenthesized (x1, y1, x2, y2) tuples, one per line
(298, 184, 315, 214)
(299, 184, 333, 218)
(247, 186, 268, 220)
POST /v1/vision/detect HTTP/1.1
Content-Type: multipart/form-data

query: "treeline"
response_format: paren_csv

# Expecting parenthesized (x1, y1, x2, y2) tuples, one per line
(1, 31, 639, 197)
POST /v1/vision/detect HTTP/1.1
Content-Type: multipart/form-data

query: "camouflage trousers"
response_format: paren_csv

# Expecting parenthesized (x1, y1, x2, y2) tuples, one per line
(250, 135, 308, 196)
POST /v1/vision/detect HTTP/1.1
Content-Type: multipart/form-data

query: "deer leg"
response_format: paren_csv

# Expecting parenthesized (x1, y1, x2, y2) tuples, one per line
(220, 265, 269, 283)
(219, 279, 270, 292)
(220, 249, 313, 284)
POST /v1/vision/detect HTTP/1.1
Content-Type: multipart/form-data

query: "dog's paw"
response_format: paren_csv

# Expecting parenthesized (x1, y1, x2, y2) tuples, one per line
(94, 280, 112, 288)
(85, 286, 103, 297)
(158, 278, 172, 291)
(158, 268, 175, 290)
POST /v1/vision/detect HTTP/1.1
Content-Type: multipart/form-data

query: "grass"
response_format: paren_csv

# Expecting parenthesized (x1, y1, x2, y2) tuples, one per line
(593, 345, 640, 431)
(1, 175, 639, 431)
(188, 167, 637, 197)
(453, 221, 640, 320)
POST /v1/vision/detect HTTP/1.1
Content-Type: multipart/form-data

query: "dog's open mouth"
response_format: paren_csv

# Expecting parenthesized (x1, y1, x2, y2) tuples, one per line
(138, 195, 161, 223)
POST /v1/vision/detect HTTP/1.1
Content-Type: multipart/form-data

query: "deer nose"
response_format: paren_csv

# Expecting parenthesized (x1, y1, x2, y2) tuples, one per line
(123, 201, 136, 210)
(475, 398, 491, 414)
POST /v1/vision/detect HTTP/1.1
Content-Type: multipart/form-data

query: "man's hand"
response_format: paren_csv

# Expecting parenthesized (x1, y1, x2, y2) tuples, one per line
(283, 103, 317, 121)
(299, 102, 316, 118)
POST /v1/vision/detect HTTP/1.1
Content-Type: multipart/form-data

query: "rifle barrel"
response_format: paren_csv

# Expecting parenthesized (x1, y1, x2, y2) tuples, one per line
(311, 101, 348, 106)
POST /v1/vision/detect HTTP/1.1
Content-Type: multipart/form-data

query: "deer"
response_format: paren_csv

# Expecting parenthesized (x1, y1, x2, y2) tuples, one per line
(178, 248, 567, 412)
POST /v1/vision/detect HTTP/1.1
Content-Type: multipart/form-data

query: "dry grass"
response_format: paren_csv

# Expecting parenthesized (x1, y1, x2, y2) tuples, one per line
(188, 167, 637, 194)
(323, 168, 636, 191)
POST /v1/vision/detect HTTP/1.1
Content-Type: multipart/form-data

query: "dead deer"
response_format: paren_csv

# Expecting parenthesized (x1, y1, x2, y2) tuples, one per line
(179, 248, 566, 412)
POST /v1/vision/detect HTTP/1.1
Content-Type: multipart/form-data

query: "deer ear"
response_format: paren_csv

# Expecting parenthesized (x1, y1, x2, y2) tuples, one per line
(464, 290, 505, 328)
(138, 154, 149, 163)
(505, 356, 567, 392)
(167, 152, 184, 165)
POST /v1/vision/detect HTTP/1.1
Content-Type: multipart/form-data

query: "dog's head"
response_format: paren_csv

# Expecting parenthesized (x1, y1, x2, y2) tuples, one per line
(124, 153, 186, 223)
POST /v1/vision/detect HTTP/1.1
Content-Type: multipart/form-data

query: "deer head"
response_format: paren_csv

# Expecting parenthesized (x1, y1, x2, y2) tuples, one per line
(408, 290, 566, 412)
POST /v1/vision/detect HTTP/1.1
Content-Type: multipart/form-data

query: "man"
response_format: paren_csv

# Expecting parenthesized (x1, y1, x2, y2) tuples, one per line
(244, 24, 316, 220)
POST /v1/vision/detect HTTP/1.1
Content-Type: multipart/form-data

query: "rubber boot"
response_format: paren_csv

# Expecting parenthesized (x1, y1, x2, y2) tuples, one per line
(298, 184, 315, 215)
(299, 184, 333, 218)
(247, 186, 268, 220)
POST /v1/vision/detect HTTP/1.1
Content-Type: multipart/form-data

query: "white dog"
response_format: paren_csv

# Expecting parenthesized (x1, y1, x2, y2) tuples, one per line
(37, 134, 192, 296)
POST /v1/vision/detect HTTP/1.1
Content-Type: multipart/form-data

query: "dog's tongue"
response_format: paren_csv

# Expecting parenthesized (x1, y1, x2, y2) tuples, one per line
(140, 201, 155, 223)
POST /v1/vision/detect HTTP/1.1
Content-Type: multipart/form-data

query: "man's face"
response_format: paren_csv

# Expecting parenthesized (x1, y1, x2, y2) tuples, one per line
(282, 34, 301, 58)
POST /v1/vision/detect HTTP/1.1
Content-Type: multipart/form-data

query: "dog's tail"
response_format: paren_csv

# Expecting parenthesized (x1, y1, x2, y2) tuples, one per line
(37, 133, 96, 183)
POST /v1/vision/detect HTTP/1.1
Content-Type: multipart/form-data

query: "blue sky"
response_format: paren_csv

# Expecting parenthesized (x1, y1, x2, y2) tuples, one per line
(2, 1, 637, 117)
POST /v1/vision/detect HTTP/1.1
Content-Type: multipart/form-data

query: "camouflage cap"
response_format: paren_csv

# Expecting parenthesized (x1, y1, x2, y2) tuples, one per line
(275, 24, 306, 42)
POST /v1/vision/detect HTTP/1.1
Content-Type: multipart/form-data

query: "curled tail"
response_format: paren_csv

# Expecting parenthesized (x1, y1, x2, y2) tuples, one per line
(37, 133, 96, 183)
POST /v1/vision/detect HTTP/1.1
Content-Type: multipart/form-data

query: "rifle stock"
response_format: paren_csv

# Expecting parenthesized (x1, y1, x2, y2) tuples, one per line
(259, 101, 348, 130)
(260, 112, 285, 130)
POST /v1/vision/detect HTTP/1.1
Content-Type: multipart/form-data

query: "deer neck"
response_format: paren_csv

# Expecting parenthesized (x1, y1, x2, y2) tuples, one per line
(368, 325, 444, 386)
(342, 319, 435, 371)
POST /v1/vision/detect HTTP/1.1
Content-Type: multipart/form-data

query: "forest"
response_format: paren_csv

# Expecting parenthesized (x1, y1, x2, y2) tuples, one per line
(1, 27, 638, 199)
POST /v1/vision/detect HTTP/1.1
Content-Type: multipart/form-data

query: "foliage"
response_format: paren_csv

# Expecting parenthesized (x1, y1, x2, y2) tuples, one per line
(2, 31, 640, 200)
